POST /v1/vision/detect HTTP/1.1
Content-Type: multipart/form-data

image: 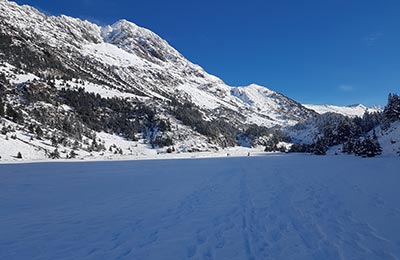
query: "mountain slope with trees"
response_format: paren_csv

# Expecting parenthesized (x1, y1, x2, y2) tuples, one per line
(289, 93, 400, 157)
(0, 0, 398, 161)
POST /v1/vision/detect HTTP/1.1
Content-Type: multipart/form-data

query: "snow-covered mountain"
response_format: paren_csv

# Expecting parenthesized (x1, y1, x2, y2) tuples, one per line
(0, 0, 398, 161)
(303, 104, 380, 117)
(0, 0, 318, 161)
(0, 0, 315, 124)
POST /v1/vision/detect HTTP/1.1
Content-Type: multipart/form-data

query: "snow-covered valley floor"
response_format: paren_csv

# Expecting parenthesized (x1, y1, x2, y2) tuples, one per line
(1, 154, 399, 260)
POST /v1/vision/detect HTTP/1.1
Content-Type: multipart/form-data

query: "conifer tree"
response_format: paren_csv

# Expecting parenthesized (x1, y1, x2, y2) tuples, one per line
(0, 99, 4, 117)
(384, 93, 400, 122)
(313, 138, 327, 155)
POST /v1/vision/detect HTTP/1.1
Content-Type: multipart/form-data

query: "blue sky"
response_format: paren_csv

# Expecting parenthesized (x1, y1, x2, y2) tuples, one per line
(14, 0, 400, 106)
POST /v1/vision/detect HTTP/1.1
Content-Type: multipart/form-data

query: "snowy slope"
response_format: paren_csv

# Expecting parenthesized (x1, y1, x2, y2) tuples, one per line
(1, 155, 400, 259)
(304, 104, 379, 117)
(232, 84, 316, 125)
(375, 121, 400, 156)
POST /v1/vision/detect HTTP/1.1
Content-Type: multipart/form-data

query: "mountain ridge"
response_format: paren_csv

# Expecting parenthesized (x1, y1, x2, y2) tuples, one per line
(303, 103, 380, 117)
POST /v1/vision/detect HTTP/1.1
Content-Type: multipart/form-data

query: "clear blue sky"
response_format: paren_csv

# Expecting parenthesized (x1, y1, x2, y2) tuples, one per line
(14, 0, 400, 106)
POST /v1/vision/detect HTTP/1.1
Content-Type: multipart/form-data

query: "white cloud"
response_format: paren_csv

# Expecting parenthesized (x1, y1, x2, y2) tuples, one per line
(338, 85, 354, 92)
(364, 32, 383, 46)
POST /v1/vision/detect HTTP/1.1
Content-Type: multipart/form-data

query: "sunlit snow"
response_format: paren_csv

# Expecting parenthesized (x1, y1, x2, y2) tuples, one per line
(1, 155, 399, 259)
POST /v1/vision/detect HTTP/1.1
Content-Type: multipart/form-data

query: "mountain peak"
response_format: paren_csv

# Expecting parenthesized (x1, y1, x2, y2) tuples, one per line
(347, 104, 366, 108)
(113, 19, 134, 25)
(106, 19, 148, 35)
(244, 84, 274, 92)
(101, 19, 181, 64)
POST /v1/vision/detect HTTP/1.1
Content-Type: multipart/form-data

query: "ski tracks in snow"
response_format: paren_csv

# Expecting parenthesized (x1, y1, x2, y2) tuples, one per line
(230, 165, 398, 260)
(119, 163, 399, 260)
(275, 169, 398, 260)
(297, 182, 398, 260)
(1, 156, 399, 260)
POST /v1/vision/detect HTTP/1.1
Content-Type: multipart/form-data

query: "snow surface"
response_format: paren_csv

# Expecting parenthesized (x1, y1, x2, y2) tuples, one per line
(1, 154, 399, 259)
(0, 62, 39, 84)
(374, 121, 400, 156)
(82, 43, 146, 68)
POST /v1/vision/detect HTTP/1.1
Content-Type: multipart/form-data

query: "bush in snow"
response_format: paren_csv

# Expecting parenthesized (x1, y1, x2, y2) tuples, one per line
(48, 149, 60, 159)
(67, 150, 78, 159)
(289, 143, 313, 153)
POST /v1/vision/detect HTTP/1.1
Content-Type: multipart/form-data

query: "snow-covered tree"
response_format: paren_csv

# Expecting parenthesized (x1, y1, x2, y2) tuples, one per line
(384, 93, 400, 122)
(354, 135, 382, 158)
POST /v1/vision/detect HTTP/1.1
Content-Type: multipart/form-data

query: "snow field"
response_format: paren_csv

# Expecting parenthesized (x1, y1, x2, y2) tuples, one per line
(0, 154, 399, 259)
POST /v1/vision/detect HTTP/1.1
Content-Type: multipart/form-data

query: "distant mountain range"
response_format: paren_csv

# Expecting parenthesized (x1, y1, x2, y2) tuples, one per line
(303, 104, 380, 117)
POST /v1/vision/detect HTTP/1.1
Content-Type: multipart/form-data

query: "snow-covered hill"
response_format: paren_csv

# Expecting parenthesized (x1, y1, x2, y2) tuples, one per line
(303, 104, 379, 117)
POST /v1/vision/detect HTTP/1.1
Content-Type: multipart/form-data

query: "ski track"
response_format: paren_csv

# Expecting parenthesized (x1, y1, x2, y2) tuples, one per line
(0, 155, 399, 259)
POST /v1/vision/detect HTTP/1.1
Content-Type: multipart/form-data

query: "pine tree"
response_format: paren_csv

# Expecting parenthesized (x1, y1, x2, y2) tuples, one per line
(0, 99, 4, 117)
(35, 126, 43, 139)
(51, 135, 58, 147)
(384, 93, 400, 122)
(48, 149, 60, 159)
(354, 136, 382, 158)
(28, 124, 35, 134)
(313, 138, 327, 155)
(264, 139, 278, 152)
(5, 104, 23, 123)
(68, 150, 78, 159)
(342, 138, 356, 154)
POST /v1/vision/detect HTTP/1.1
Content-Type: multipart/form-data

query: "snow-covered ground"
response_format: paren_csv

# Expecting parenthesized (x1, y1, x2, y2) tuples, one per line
(0, 119, 266, 162)
(1, 154, 399, 260)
